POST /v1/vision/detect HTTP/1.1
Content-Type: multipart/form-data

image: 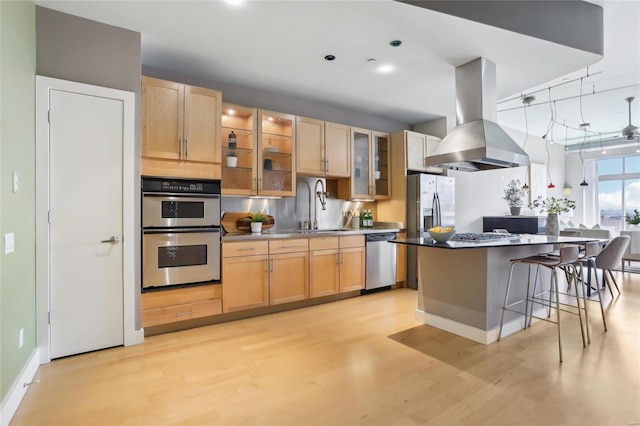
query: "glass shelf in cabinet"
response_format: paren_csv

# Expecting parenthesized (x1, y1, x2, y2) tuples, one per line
(221, 127, 254, 137)
(261, 132, 292, 142)
(262, 168, 291, 174)
(262, 150, 291, 158)
(222, 165, 253, 172)
(223, 146, 253, 156)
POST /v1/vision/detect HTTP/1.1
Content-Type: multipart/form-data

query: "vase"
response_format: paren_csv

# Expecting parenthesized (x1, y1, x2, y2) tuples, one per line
(226, 156, 237, 167)
(546, 213, 559, 236)
(250, 222, 262, 233)
(509, 207, 521, 216)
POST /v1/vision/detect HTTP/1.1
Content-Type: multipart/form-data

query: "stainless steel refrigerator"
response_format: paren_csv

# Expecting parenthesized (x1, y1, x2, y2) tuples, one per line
(406, 173, 456, 289)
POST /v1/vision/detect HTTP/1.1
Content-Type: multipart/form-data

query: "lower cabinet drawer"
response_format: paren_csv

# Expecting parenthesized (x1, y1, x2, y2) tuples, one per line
(142, 299, 222, 327)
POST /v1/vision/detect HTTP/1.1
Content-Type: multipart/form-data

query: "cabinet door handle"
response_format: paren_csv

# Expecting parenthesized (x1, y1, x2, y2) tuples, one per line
(179, 137, 183, 159)
(238, 247, 256, 251)
(271, 257, 275, 274)
(253, 177, 257, 192)
(175, 310, 193, 318)
(185, 138, 189, 158)
(258, 178, 262, 193)
(326, 159, 329, 172)
(282, 244, 299, 248)
(265, 258, 269, 273)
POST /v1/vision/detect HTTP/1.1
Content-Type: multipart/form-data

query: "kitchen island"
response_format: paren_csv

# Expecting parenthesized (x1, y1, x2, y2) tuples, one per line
(392, 234, 602, 344)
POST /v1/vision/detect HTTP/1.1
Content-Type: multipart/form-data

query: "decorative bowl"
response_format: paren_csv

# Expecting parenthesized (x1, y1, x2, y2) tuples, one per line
(427, 228, 455, 243)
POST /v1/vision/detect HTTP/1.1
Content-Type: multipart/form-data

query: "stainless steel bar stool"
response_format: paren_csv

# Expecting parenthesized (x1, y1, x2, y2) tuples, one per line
(498, 245, 585, 362)
(575, 241, 607, 331)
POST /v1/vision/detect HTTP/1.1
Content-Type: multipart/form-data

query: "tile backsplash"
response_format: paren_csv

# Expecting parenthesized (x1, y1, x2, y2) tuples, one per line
(221, 177, 373, 231)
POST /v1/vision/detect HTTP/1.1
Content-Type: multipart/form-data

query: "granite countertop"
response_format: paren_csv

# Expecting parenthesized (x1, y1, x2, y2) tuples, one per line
(391, 234, 604, 249)
(222, 222, 405, 241)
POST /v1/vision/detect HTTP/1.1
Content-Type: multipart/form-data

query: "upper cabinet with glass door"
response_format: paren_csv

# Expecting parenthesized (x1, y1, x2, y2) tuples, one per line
(221, 103, 257, 196)
(338, 128, 390, 200)
(258, 110, 296, 197)
(373, 131, 390, 199)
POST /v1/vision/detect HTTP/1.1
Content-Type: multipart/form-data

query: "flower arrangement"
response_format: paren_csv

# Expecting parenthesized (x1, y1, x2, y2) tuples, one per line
(502, 179, 526, 207)
(529, 196, 576, 214)
(625, 208, 640, 225)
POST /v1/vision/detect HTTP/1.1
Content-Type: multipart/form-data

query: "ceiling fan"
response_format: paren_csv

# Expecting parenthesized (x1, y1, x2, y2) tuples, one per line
(622, 96, 639, 140)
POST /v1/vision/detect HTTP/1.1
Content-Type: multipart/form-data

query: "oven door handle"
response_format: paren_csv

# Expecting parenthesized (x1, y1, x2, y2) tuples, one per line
(142, 227, 221, 234)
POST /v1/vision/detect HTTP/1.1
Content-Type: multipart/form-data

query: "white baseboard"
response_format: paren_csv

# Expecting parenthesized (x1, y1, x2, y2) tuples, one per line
(0, 348, 40, 426)
(414, 308, 547, 345)
(126, 328, 145, 346)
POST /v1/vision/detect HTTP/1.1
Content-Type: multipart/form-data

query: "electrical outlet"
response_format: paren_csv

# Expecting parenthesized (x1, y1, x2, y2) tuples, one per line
(19, 328, 24, 348)
(4, 233, 15, 254)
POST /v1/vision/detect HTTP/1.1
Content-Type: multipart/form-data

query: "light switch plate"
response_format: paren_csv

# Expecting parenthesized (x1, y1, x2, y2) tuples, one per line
(5, 233, 15, 254)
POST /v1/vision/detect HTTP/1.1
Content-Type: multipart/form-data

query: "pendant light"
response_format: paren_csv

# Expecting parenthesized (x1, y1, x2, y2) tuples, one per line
(579, 126, 589, 186)
(545, 90, 555, 189)
(578, 78, 589, 187)
(521, 95, 534, 190)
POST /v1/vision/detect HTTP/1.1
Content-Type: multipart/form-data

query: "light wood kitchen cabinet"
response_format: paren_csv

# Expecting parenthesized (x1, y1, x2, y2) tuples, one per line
(141, 285, 222, 327)
(296, 117, 350, 178)
(269, 238, 309, 305)
(377, 130, 443, 225)
(220, 106, 296, 196)
(141, 76, 221, 179)
(259, 110, 296, 197)
(309, 236, 364, 296)
(309, 237, 340, 297)
(338, 235, 365, 292)
(403, 130, 443, 174)
(337, 128, 390, 200)
(221, 103, 258, 196)
(222, 241, 270, 313)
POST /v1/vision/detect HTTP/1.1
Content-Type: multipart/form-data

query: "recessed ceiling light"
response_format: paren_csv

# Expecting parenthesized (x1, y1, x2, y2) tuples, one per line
(224, 0, 243, 5)
(389, 40, 402, 47)
(367, 58, 377, 63)
(377, 64, 395, 73)
(324, 55, 336, 61)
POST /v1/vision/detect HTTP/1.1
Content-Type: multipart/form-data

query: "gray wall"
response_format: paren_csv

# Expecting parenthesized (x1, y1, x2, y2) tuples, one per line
(35, 6, 143, 327)
(1, 0, 36, 404)
(398, 0, 603, 56)
(143, 66, 410, 134)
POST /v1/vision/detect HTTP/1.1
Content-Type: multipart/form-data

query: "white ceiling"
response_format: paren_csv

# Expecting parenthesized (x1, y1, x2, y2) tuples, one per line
(36, 0, 640, 147)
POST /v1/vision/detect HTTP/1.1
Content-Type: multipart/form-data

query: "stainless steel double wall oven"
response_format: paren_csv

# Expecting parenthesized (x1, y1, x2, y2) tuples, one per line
(142, 176, 221, 291)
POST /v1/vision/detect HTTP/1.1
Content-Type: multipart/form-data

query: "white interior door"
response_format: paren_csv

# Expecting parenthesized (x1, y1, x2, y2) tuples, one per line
(49, 89, 124, 358)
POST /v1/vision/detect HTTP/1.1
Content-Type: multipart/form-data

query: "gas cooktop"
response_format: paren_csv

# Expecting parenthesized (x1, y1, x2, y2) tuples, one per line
(450, 232, 512, 242)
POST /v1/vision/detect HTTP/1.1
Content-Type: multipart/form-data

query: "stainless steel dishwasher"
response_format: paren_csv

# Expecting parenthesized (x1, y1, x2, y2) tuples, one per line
(365, 232, 398, 291)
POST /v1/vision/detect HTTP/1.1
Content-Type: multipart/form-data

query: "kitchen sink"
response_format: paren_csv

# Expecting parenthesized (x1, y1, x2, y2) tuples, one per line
(293, 229, 345, 234)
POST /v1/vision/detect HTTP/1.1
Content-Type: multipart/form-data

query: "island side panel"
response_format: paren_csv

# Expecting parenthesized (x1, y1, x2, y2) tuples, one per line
(416, 243, 555, 344)
(417, 246, 488, 329)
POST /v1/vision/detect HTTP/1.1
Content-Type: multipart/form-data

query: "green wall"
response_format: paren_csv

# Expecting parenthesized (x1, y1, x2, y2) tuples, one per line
(0, 0, 36, 403)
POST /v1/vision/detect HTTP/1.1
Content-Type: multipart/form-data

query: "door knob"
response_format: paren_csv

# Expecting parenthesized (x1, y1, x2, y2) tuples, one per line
(100, 236, 120, 244)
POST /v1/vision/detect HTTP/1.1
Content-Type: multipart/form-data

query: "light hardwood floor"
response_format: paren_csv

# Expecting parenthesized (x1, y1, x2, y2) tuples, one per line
(12, 271, 640, 426)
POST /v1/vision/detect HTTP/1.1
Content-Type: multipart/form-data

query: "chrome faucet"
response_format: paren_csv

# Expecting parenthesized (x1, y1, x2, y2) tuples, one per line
(313, 179, 327, 229)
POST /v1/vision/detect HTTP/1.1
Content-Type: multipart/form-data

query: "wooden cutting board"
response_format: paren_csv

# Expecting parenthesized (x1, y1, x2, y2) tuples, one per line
(221, 212, 274, 233)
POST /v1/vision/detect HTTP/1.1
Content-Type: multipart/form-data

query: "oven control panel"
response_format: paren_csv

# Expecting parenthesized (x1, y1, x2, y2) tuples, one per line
(142, 176, 221, 195)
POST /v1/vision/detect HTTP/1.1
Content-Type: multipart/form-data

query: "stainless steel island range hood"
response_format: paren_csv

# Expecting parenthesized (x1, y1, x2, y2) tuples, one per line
(425, 58, 530, 172)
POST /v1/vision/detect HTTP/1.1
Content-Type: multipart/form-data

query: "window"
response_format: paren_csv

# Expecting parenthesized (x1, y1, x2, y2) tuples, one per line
(597, 155, 640, 233)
